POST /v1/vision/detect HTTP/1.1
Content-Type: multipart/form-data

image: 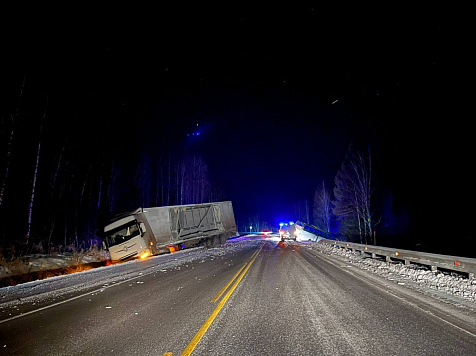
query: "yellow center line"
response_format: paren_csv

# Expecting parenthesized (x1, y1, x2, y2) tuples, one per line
(211, 249, 260, 303)
(211, 263, 248, 303)
(251, 249, 260, 259)
(179, 243, 264, 356)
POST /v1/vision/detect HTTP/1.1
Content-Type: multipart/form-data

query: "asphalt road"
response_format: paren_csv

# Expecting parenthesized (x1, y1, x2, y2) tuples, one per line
(1, 237, 476, 355)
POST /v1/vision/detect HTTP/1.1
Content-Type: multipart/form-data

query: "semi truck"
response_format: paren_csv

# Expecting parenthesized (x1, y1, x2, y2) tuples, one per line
(102, 201, 237, 262)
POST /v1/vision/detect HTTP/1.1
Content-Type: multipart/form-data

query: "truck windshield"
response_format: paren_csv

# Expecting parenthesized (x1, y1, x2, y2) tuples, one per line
(105, 221, 140, 247)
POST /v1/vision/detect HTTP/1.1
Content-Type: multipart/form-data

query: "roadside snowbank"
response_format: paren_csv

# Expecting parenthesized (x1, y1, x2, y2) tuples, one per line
(309, 242, 476, 304)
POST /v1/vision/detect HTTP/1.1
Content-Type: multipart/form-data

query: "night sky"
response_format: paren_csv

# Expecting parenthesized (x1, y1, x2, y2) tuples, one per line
(2, 7, 473, 255)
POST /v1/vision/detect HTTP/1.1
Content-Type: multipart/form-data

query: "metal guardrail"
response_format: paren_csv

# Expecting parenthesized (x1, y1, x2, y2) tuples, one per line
(320, 239, 476, 279)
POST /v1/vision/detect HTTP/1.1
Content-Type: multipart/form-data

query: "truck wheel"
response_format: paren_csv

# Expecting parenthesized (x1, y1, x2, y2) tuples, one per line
(219, 234, 228, 245)
(212, 235, 221, 247)
(205, 238, 214, 249)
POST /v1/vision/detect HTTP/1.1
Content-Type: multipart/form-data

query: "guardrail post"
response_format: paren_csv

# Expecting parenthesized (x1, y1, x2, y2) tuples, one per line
(469, 273, 474, 280)
(385, 256, 392, 263)
(404, 260, 410, 266)
(371, 252, 376, 259)
(430, 266, 437, 272)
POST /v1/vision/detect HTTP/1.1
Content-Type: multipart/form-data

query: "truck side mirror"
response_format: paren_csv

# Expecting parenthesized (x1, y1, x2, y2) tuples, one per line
(140, 222, 147, 234)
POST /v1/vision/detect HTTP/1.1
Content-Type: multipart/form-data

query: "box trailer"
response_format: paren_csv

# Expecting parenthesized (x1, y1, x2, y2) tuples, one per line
(103, 201, 236, 262)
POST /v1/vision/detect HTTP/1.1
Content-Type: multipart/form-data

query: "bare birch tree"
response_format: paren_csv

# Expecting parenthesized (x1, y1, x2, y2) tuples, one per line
(46, 136, 70, 252)
(313, 180, 332, 233)
(0, 76, 25, 207)
(304, 199, 310, 224)
(348, 148, 374, 242)
(26, 100, 47, 240)
(333, 145, 375, 243)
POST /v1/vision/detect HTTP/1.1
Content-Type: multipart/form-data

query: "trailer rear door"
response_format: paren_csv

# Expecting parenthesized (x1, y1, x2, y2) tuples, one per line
(170, 204, 224, 240)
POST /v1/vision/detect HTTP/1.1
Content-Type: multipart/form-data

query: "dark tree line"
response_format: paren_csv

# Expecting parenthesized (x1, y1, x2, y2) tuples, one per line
(0, 76, 223, 257)
(238, 215, 272, 233)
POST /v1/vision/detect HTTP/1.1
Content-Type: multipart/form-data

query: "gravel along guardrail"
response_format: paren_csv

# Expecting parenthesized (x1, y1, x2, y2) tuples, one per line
(321, 239, 476, 279)
(311, 239, 476, 304)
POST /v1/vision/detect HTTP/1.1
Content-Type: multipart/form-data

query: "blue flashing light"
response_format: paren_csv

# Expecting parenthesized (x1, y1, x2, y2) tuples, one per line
(289, 221, 294, 225)
(279, 223, 284, 227)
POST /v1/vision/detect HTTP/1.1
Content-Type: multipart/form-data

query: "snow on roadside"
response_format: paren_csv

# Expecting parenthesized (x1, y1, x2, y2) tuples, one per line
(0, 235, 253, 280)
(308, 241, 476, 304)
(0, 249, 110, 279)
(0, 238, 261, 307)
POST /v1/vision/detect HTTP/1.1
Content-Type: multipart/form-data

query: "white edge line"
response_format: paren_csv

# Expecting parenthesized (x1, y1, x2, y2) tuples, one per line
(0, 266, 161, 324)
(1, 241, 267, 325)
(314, 250, 476, 339)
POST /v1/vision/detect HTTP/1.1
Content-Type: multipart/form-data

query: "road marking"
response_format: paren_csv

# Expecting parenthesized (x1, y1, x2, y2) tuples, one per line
(0, 259, 177, 324)
(308, 250, 476, 339)
(211, 263, 248, 303)
(210, 249, 260, 303)
(0, 286, 110, 325)
(180, 244, 264, 356)
(381, 288, 476, 338)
